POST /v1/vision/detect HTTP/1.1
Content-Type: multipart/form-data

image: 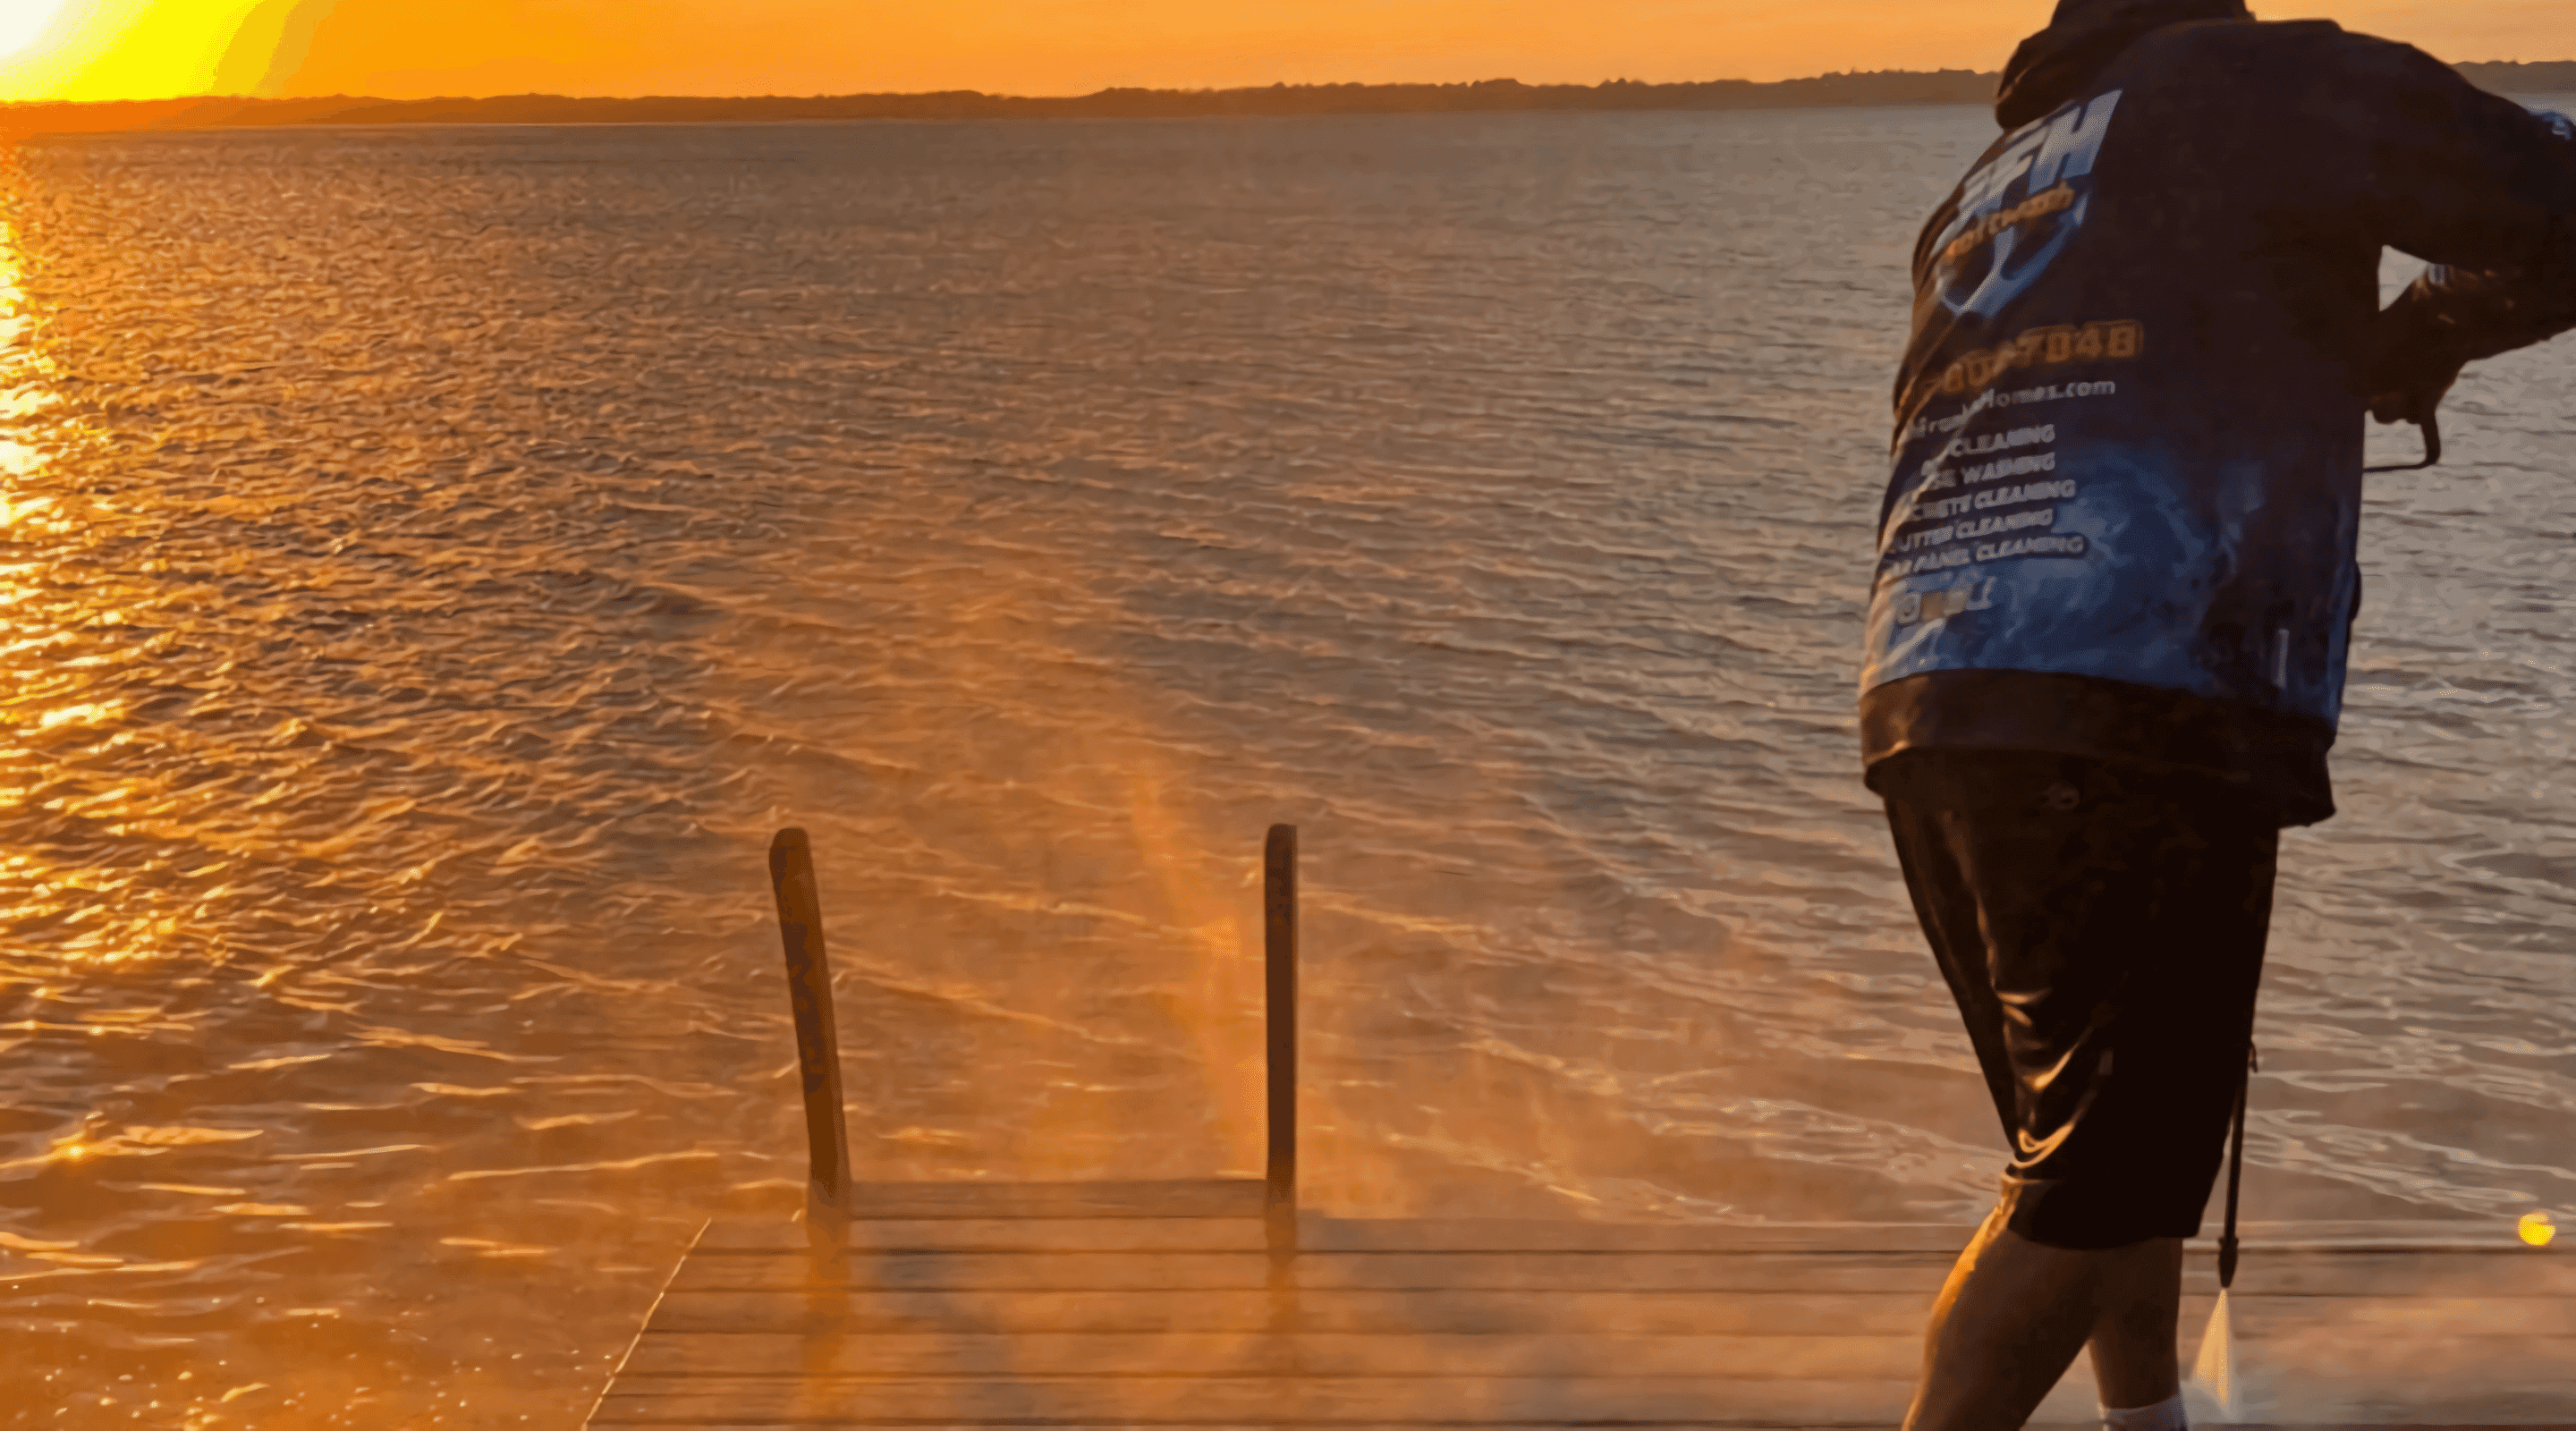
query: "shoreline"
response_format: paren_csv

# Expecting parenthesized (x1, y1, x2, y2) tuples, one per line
(4, 60, 2570, 136)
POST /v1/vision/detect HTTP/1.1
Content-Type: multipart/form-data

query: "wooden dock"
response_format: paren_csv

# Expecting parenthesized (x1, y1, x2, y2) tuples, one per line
(588, 1188, 2572, 1427)
(588, 827, 2576, 1427)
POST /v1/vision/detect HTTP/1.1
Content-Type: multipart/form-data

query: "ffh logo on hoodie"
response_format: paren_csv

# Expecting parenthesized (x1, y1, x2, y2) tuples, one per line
(1933, 91, 2123, 319)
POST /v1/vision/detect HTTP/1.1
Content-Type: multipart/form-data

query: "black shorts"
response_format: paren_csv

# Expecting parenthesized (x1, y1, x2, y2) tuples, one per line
(1877, 748, 2277, 1249)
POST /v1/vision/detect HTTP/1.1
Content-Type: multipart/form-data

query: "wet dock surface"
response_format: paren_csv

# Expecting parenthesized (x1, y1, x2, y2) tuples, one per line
(584, 1180, 2574, 1427)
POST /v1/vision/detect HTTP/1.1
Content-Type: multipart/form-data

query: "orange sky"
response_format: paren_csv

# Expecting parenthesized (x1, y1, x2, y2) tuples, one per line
(3, 0, 2568, 104)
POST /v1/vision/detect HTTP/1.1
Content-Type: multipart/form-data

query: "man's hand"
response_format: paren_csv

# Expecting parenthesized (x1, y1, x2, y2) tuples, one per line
(2362, 334, 2463, 428)
(2361, 339, 2454, 470)
(2367, 368, 2459, 427)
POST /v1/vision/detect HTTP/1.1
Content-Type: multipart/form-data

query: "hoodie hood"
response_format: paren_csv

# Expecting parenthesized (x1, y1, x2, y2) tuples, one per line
(1996, 0, 2251, 128)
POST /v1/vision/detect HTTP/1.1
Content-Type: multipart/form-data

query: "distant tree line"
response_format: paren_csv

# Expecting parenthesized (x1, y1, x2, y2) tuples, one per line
(2, 62, 2570, 136)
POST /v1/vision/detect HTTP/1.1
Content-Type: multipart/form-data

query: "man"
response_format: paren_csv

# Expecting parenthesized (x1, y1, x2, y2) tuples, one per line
(1858, 2, 2576, 1427)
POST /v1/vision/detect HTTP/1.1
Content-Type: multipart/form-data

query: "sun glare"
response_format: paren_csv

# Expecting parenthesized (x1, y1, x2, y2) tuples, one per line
(0, 0, 66, 59)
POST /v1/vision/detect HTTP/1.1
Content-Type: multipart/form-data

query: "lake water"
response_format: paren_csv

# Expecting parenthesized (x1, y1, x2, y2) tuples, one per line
(1, 106, 2571, 1427)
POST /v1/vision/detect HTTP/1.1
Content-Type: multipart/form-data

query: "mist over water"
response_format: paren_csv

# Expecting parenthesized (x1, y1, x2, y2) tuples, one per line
(0, 106, 2569, 1425)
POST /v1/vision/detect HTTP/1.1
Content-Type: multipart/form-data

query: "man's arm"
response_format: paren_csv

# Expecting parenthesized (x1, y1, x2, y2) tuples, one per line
(2360, 103, 2576, 423)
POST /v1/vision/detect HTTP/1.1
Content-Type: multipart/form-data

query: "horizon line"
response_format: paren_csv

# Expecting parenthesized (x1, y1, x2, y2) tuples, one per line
(7, 56, 2575, 113)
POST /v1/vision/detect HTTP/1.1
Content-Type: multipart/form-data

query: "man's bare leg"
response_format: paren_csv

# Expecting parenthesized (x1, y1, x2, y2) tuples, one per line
(1901, 1202, 2184, 1431)
(2088, 1235, 2183, 1410)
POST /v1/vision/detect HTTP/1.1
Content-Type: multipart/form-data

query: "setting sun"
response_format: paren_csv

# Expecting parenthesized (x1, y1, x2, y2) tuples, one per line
(0, 0, 70, 56)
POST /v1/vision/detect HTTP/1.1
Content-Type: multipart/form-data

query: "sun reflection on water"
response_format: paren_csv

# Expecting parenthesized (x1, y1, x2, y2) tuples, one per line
(0, 194, 234, 981)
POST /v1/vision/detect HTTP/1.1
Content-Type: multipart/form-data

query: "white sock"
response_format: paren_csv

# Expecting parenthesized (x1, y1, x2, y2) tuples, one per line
(2100, 1392, 2188, 1431)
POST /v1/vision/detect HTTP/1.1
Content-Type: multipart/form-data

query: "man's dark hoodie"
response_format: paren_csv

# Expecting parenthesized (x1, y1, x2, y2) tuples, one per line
(1858, 0, 2576, 824)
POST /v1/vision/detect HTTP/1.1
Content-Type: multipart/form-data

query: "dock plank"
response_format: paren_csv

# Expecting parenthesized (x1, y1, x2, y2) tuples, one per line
(611, 1329, 2576, 1402)
(666, 1250, 1280, 1293)
(696, 1217, 1267, 1253)
(664, 1246, 2574, 1297)
(592, 1367, 2576, 1427)
(828, 1179, 1265, 1220)
(589, 1373, 1932, 1424)
(616, 1330, 1927, 1379)
(641, 1287, 1935, 1336)
(1298, 1216, 2531, 1255)
(639, 1286, 2576, 1338)
(602, 1421, 2573, 1431)
(722, 1212, 2539, 1255)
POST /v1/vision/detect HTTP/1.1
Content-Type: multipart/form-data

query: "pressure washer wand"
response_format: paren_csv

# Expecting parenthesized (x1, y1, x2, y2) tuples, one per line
(2189, 1040, 2258, 1418)
(2218, 1042, 2254, 1289)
